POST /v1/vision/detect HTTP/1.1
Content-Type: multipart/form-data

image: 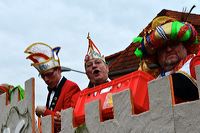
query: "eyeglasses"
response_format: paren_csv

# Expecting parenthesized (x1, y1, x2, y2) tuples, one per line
(40, 70, 56, 79)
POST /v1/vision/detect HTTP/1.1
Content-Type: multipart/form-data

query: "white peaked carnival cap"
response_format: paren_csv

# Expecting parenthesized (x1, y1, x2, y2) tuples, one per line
(24, 42, 61, 74)
(84, 33, 105, 63)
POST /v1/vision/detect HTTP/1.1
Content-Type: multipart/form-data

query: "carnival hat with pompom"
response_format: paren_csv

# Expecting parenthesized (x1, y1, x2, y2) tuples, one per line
(84, 33, 105, 63)
(24, 42, 61, 74)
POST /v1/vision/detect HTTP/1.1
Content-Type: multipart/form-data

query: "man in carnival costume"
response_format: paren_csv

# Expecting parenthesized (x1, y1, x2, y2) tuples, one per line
(75, 33, 111, 133)
(84, 33, 110, 88)
(133, 16, 200, 103)
(25, 42, 80, 132)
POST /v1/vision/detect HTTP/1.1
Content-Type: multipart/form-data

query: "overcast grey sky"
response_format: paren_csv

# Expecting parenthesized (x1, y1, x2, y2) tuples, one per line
(0, 0, 199, 106)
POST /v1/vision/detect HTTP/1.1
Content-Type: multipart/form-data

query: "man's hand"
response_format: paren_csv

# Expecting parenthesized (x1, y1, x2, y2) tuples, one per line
(54, 111, 61, 132)
(35, 106, 46, 117)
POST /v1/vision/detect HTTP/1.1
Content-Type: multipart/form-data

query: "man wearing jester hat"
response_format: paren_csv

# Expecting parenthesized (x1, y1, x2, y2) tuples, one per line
(75, 34, 111, 133)
(134, 16, 200, 103)
(24, 42, 80, 132)
(84, 33, 110, 88)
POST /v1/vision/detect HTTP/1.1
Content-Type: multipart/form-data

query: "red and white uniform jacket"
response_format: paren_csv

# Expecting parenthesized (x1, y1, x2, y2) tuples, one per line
(44, 76, 80, 116)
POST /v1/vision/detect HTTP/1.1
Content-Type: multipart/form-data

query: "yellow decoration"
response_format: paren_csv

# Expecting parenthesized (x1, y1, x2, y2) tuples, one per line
(151, 16, 175, 30)
(103, 93, 113, 109)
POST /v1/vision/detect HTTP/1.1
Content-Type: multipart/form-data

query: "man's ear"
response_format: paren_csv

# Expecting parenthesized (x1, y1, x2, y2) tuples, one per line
(56, 67, 62, 74)
(106, 64, 109, 73)
(57, 67, 60, 71)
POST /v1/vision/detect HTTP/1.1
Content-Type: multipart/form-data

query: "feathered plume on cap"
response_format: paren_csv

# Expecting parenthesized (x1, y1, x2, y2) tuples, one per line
(84, 33, 105, 63)
(24, 42, 61, 74)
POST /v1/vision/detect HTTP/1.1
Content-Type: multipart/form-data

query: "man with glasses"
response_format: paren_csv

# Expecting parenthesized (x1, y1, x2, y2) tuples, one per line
(134, 16, 200, 103)
(25, 42, 80, 132)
